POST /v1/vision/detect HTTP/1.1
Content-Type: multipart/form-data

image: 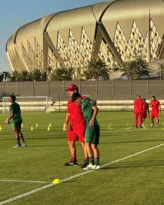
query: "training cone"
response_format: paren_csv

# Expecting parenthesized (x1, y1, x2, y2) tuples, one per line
(36, 123, 38, 128)
(49, 123, 52, 127)
(21, 123, 24, 128)
(31, 126, 34, 131)
(52, 179, 61, 185)
(0, 126, 2, 131)
(47, 126, 51, 131)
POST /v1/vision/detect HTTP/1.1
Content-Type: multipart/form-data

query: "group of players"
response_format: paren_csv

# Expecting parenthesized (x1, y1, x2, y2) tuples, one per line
(6, 86, 161, 171)
(63, 84, 100, 170)
(134, 95, 161, 128)
(6, 84, 101, 171)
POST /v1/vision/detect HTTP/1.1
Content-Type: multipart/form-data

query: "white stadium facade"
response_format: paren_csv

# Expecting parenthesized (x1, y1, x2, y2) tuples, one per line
(6, 0, 164, 73)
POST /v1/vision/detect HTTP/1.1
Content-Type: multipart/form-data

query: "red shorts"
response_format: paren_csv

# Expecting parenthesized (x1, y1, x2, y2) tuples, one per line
(151, 112, 159, 119)
(67, 124, 85, 143)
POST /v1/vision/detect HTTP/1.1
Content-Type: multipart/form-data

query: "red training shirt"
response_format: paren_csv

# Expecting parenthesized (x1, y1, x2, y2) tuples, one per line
(134, 98, 143, 113)
(67, 100, 85, 127)
(150, 100, 160, 113)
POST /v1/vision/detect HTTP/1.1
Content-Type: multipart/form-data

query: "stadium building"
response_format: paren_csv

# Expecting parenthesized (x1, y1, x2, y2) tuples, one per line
(6, 0, 164, 74)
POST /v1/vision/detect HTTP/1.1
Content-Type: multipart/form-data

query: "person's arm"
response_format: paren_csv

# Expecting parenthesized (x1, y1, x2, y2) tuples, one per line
(64, 113, 70, 130)
(133, 101, 136, 114)
(89, 106, 98, 127)
(64, 101, 71, 130)
(149, 101, 152, 108)
(147, 105, 150, 115)
(7, 111, 14, 124)
(159, 102, 161, 113)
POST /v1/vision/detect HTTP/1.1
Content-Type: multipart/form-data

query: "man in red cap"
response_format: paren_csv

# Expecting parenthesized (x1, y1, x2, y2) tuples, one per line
(64, 84, 88, 168)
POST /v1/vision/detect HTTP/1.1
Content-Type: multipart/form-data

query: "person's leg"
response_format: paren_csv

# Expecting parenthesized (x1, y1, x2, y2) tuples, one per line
(78, 125, 89, 168)
(135, 113, 139, 127)
(85, 143, 94, 165)
(83, 125, 100, 170)
(91, 144, 100, 166)
(18, 121, 26, 146)
(13, 124, 21, 148)
(139, 112, 143, 127)
(68, 141, 77, 162)
(80, 141, 88, 160)
(151, 114, 154, 126)
(92, 125, 100, 167)
(156, 113, 159, 126)
(65, 130, 77, 166)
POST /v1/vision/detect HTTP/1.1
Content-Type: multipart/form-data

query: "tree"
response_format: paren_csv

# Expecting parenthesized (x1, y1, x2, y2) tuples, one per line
(121, 58, 150, 80)
(0, 71, 12, 82)
(84, 59, 110, 80)
(30, 69, 43, 81)
(158, 63, 164, 79)
(0, 73, 4, 82)
(50, 67, 73, 81)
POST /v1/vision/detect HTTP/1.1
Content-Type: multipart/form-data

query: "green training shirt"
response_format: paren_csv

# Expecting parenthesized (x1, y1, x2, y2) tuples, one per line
(10, 102, 22, 121)
(82, 98, 98, 125)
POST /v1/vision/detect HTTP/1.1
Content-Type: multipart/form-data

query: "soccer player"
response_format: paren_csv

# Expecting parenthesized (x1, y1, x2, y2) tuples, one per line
(72, 93, 100, 170)
(64, 84, 88, 168)
(150, 96, 161, 127)
(134, 95, 143, 128)
(6, 95, 26, 148)
(143, 98, 149, 123)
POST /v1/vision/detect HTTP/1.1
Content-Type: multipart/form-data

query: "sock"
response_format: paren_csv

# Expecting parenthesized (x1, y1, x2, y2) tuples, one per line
(95, 158, 100, 166)
(85, 157, 89, 162)
(89, 157, 94, 165)
(17, 141, 21, 146)
(71, 155, 77, 163)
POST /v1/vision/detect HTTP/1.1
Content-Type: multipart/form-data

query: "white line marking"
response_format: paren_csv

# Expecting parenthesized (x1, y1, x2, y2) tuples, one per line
(0, 180, 49, 184)
(1, 142, 164, 205)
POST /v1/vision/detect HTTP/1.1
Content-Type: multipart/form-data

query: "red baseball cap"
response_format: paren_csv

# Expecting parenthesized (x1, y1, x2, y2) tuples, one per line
(66, 84, 78, 91)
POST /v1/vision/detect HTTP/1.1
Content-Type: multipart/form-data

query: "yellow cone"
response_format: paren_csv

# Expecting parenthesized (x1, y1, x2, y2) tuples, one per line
(21, 123, 24, 128)
(49, 123, 52, 127)
(36, 123, 38, 128)
(31, 126, 34, 131)
(47, 126, 51, 131)
(0, 126, 2, 131)
(52, 179, 61, 185)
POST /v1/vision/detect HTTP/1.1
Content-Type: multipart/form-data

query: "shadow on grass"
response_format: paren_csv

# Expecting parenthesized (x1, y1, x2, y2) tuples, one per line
(100, 139, 164, 144)
(101, 160, 164, 170)
(27, 144, 65, 148)
(0, 136, 65, 141)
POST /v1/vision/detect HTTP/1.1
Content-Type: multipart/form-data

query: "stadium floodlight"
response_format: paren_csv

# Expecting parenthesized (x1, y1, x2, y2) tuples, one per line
(2, 96, 52, 113)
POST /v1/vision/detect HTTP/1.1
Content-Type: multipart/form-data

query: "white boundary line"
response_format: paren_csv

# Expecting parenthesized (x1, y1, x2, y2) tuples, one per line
(1, 142, 164, 205)
(0, 180, 49, 184)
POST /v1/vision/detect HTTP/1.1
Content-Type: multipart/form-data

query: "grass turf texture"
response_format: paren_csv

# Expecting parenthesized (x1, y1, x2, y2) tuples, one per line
(0, 112, 164, 205)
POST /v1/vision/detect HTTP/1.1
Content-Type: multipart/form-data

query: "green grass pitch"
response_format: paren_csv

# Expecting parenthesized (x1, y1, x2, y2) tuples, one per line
(0, 112, 164, 205)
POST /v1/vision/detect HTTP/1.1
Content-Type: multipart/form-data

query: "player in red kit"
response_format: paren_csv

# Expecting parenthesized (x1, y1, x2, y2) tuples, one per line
(64, 84, 88, 168)
(150, 96, 161, 127)
(143, 98, 149, 123)
(134, 95, 143, 128)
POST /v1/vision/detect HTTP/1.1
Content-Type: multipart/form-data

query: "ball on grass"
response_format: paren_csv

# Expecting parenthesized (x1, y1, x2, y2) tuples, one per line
(52, 179, 61, 185)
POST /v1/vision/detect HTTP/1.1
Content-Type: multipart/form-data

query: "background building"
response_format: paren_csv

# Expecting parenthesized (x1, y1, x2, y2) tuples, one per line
(6, 0, 164, 73)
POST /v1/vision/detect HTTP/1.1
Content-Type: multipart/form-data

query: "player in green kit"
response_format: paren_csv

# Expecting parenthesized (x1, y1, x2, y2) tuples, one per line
(6, 95, 26, 148)
(72, 93, 100, 170)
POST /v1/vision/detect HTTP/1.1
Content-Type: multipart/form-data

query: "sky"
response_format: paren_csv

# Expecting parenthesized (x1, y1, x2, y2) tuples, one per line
(0, 0, 108, 72)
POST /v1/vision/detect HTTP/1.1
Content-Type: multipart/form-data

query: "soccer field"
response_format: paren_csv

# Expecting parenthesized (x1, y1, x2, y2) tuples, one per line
(0, 112, 164, 205)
